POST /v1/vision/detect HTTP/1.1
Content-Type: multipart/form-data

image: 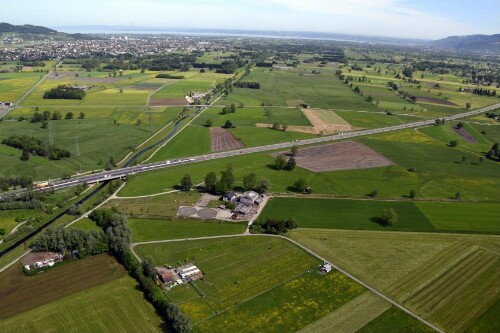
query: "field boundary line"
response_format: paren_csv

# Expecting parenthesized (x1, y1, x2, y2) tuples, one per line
(0, 250, 31, 274)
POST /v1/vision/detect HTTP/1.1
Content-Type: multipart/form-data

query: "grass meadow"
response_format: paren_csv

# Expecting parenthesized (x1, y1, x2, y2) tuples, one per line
(0, 270, 163, 333)
(128, 218, 246, 242)
(290, 229, 500, 333)
(135, 235, 370, 332)
(260, 197, 500, 234)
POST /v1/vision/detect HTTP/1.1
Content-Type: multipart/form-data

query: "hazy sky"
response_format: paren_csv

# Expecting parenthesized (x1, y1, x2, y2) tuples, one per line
(4, 0, 499, 39)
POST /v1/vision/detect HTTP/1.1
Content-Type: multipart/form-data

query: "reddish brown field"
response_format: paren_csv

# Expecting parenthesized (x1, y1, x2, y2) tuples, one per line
(0, 255, 125, 320)
(290, 141, 395, 172)
(149, 97, 187, 106)
(454, 127, 478, 143)
(417, 96, 457, 106)
(210, 127, 245, 152)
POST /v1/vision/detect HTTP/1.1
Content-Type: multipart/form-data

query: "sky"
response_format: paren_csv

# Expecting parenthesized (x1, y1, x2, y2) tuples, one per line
(3, 0, 499, 39)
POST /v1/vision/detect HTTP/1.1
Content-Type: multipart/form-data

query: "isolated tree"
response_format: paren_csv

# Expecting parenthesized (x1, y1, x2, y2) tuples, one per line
(109, 156, 117, 167)
(205, 119, 213, 127)
(52, 111, 61, 120)
(282, 123, 288, 131)
(180, 174, 193, 191)
(229, 103, 236, 113)
(119, 88, 124, 94)
(466, 102, 471, 110)
(223, 120, 233, 128)
(380, 208, 398, 225)
(462, 155, 466, 163)
(369, 189, 378, 198)
(291, 145, 299, 156)
(257, 177, 271, 194)
(455, 192, 461, 200)
(242, 173, 257, 191)
(294, 178, 308, 192)
(65, 112, 73, 119)
(409, 189, 416, 199)
(449, 140, 458, 147)
(204, 172, 217, 192)
(274, 154, 287, 170)
(286, 157, 297, 170)
(79, 111, 86, 119)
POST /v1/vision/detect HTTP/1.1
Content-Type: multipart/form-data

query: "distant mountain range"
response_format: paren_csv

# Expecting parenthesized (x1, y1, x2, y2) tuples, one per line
(0, 22, 94, 40)
(430, 34, 500, 52)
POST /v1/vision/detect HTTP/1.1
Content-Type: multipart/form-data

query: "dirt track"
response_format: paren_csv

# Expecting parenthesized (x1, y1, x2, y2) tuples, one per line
(210, 127, 245, 152)
(148, 97, 187, 106)
(288, 141, 395, 172)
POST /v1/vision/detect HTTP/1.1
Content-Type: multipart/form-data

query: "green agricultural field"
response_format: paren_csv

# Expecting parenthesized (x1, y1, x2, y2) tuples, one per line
(128, 218, 246, 242)
(0, 106, 180, 179)
(0, 274, 163, 333)
(298, 291, 391, 333)
(357, 306, 435, 333)
(416, 202, 500, 233)
(192, 106, 312, 127)
(0, 254, 126, 320)
(67, 217, 101, 231)
(108, 191, 201, 215)
(290, 229, 500, 333)
(260, 197, 500, 234)
(118, 129, 500, 200)
(135, 235, 369, 332)
(149, 125, 211, 161)
(260, 197, 435, 232)
(0, 72, 42, 102)
(465, 298, 500, 333)
(0, 209, 44, 236)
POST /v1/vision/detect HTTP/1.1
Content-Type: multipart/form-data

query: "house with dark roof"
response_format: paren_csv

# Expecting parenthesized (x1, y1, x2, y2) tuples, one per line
(222, 191, 237, 202)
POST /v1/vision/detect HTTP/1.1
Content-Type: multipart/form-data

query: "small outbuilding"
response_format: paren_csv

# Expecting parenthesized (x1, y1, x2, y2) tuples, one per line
(222, 191, 237, 202)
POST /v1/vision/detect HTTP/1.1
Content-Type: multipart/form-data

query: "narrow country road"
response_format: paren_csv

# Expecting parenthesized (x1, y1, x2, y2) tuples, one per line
(130, 233, 445, 333)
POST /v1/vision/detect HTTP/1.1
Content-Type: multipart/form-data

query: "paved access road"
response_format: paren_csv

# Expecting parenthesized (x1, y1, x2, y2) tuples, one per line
(1, 102, 499, 201)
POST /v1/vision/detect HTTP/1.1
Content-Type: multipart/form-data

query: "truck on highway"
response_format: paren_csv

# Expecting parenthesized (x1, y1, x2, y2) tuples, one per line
(34, 181, 50, 189)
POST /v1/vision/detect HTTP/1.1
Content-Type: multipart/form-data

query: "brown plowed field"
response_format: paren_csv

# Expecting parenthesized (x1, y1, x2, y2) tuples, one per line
(454, 127, 478, 143)
(284, 141, 395, 172)
(149, 97, 187, 106)
(417, 96, 457, 106)
(210, 127, 245, 152)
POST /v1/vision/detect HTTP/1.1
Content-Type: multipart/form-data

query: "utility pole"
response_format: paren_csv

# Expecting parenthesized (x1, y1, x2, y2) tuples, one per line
(75, 136, 80, 157)
(48, 118, 53, 145)
(149, 108, 153, 133)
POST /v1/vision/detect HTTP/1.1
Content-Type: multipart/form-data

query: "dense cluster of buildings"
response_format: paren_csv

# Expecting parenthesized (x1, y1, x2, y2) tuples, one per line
(0, 36, 224, 61)
(156, 263, 204, 290)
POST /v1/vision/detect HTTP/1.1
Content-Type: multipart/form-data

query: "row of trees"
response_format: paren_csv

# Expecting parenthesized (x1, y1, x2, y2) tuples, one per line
(203, 165, 271, 194)
(274, 154, 296, 171)
(234, 82, 260, 89)
(0, 175, 33, 191)
(155, 73, 185, 79)
(88, 209, 192, 332)
(2, 135, 71, 161)
(0, 198, 43, 211)
(252, 217, 298, 234)
(31, 110, 85, 123)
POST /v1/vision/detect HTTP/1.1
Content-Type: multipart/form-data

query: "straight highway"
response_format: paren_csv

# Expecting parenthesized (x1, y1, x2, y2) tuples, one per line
(1, 102, 498, 201)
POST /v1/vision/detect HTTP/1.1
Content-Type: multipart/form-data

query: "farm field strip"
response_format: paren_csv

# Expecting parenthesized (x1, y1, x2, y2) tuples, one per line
(298, 291, 391, 333)
(0, 275, 163, 333)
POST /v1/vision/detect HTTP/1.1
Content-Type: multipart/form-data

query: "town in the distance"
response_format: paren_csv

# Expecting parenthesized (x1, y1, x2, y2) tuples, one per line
(0, 3, 499, 333)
